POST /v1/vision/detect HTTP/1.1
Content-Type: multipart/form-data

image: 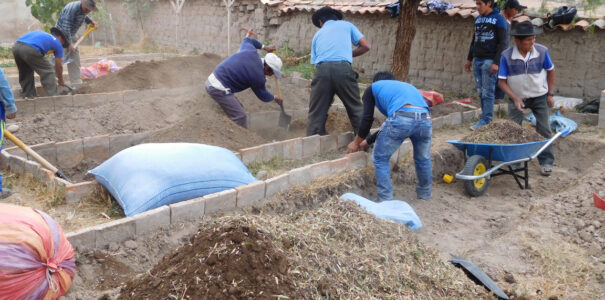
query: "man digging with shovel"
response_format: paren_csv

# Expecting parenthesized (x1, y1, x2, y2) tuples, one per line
(206, 36, 283, 128)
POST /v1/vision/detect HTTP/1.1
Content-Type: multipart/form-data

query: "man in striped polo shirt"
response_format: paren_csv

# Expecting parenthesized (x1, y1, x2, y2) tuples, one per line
(498, 21, 556, 176)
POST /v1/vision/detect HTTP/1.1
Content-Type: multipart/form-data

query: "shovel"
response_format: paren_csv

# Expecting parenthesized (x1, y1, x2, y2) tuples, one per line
(274, 77, 291, 129)
(4, 130, 71, 182)
(63, 24, 98, 65)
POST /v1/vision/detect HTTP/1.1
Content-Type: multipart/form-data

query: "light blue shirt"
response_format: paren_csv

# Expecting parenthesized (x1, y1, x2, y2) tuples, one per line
(310, 20, 364, 65)
(0, 67, 17, 118)
(372, 80, 427, 117)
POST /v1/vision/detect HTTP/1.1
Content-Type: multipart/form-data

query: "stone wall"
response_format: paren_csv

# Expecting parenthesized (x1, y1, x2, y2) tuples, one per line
(99, 0, 605, 99)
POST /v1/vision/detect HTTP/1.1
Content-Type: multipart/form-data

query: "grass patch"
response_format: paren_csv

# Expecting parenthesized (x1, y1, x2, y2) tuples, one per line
(282, 57, 315, 80)
(0, 47, 12, 59)
(1, 61, 16, 68)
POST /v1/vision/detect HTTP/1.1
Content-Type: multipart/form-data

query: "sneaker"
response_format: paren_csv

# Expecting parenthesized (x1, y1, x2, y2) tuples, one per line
(540, 165, 552, 177)
(470, 121, 487, 131)
(0, 188, 12, 199)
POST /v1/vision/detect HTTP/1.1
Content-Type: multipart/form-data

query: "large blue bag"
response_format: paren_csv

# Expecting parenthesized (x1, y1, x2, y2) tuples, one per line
(340, 193, 422, 231)
(525, 110, 577, 134)
(89, 143, 257, 216)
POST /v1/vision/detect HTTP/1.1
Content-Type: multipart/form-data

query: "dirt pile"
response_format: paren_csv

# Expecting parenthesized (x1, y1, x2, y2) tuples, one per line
(289, 110, 384, 136)
(76, 54, 222, 94)
(119, 222, 294, 299)
(461, 120, 544, 144)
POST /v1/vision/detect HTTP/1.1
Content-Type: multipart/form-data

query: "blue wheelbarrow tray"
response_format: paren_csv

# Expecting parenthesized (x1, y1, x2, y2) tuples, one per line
(447, 139, 548, 162)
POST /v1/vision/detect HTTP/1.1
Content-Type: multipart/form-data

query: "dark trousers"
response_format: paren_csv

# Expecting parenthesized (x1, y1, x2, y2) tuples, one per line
(307, 61, 363, 136)
(205, 80, 248, 128)
(12, 42, 58, 98)
(508, 94, 554, 166)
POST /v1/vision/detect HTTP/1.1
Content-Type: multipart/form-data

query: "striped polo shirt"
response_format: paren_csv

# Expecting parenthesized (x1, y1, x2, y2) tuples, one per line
(498, 43, 554, 99)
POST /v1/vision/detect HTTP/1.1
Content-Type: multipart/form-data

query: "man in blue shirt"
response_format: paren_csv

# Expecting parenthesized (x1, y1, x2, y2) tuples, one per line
(347, 72, 432, 202)
(12, 28, 68, 98)
(56, 0, 98, 84)
(0, 67, 18, 198)
(498, 21, 555, 176)
(307, 6, 371, 136)
(464, 0, 508, 130)
(205, 38, 283, 128)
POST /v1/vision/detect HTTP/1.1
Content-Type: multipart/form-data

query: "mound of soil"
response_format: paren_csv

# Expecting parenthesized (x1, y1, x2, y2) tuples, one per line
(119, 222, 294, 299)
(461, 120, 544, 144)
(76, 54, 222, 94)
(289, 110, 384, 136)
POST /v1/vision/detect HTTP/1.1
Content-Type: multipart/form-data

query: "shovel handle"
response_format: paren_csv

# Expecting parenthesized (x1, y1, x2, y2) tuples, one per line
(4, 130, 58, 174)
(274, 77, 283, 99)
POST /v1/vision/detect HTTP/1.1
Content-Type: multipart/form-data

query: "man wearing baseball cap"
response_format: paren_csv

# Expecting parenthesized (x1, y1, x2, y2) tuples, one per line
(56, 0, 98, 85)
(503, 0, 527, 21)
(498, 21, 556, 177)
(206, 37, 283, 128)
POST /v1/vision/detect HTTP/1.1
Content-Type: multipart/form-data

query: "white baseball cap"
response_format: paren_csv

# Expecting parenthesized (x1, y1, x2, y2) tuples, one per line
(263, 53, 283, 78)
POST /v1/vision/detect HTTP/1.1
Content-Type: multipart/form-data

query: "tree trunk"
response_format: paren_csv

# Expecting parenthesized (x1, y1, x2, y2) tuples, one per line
(391, 0, 421, 82)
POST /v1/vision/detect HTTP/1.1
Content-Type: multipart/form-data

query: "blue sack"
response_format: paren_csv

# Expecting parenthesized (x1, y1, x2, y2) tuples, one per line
(524, 110, 577, 135)
(89, 143, 257, 216)
(340, 193, 422, 231)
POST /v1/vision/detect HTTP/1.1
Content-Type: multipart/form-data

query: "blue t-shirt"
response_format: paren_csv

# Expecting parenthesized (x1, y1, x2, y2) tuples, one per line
(213, 38, 273, 102)
(311, 20, 364, 65)
(17, 31, 64, 58)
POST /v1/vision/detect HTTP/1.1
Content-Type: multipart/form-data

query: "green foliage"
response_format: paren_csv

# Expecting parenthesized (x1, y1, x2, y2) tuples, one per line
(90, 1, 111, 28)
(0, 47, 12, 59)
(121, 0, 157, 30)
(25, 0, 71, 30)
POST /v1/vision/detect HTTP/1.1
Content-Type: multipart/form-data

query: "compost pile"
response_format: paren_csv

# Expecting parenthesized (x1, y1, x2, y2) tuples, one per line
(119, 222, 294, 299)
(461, 120, 545, 144)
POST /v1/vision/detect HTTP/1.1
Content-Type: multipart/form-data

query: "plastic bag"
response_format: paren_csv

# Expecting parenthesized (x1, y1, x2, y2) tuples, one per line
(427, 0, 454, 13)
(0, 203, 76, 299)
(420, 90, 444, 107)
(340, 193, 422, 231)
(525, 110, 577, 134)
(80, 58, 120, 80)
(89, 143, 257, 216)
(553, 96, 582, 110)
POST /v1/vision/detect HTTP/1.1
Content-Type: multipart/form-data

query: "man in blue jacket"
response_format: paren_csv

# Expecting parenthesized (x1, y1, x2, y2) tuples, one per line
(0, 67, 18, 198)
(464, 0, 508, 130)
(307, 6, 370, 136)
(206, 38, 283, 128)
(347, 72, 432, 202)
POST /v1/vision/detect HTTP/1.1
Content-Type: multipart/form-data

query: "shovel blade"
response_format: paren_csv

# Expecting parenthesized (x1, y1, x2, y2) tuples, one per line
(278, 102, 292, 128)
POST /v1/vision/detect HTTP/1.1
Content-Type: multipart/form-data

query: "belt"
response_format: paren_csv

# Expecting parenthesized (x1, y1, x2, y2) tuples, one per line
(317, 60, 351, 65)
(207, 73, 231, 94)
(394, 110, 431, 120)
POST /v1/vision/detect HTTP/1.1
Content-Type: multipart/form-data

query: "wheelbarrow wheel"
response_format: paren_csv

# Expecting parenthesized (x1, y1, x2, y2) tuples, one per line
(462, 155, 490, 197)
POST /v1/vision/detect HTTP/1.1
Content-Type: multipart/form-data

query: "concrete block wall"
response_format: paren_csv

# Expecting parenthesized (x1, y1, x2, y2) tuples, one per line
(599, 90, 605, 128)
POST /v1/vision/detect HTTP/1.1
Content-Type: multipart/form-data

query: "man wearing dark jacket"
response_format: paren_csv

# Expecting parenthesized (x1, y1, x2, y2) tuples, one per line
(464, 0, 508, 130)
(206, 38, 283, 128)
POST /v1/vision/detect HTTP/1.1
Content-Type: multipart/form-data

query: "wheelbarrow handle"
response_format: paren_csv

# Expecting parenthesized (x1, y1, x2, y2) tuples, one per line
(530, 130, 564, 160)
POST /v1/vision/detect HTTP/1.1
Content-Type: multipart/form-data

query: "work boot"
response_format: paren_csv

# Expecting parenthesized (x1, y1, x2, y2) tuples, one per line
(540, 165, 552, 177)
(0, 188, 12, 199)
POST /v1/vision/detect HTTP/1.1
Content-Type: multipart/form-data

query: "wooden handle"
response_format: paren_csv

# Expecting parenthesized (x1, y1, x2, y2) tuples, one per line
(4, 130, 59, 173)
(274, 77, 283, 98)
(73, 24, 98, 48)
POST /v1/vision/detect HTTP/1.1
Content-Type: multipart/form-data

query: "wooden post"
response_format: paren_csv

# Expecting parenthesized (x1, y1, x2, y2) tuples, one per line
(222, 0, 235, 55)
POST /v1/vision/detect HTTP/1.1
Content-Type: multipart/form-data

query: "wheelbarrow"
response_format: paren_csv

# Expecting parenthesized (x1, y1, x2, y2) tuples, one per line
(448, 128, 569, 196)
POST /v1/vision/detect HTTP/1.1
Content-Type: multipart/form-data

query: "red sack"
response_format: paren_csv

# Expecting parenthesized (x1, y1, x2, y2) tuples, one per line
(0, 203, 76, 299)
(420, 90, 444, 107)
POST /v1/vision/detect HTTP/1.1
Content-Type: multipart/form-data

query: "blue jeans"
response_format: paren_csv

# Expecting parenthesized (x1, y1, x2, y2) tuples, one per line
(372, 112, 432, 201)
(473, 58, 498, 124)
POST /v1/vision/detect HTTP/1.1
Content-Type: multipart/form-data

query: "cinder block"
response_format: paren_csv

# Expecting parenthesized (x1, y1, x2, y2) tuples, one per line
(109, 134, 134, 156)
(24, 160, 40, 175)
(309, 161, 332, 179)
(73, 93, 110, 108)
(598, 90, 605, 128)
(65, 181, 99, 204)
(133, 205, 171, 235)
(53, 94, 73, 109)
(37, 168, 55, 183)
(398, 140, 412, 160)
(302, 135, 320, 158)
(462, 110, 476, 123)
(8, 155, 26, 174)
(16, 99, 35, 116)
(281, 138, 303, 160)
(262, 142, 284, 161)
(94, 217, 136, 249)
(83, 135, 110, 162)
(337, 132, 354, 149)
(329, 156, 350, 173)
(66, 227, 96, 250)
(447, 112, 462, 125)
(122, 90, 139, 103)
(240, 146, 264, 165)
(320, 135, 338, 153)
(31, 142, 57, 166)
(204, 189, 237, 215)
(346, 151, 368, 169)
(56, 139, 84, 169)
(33, 96, 55, 114)
(265, 173, 290, 198)
(129, 131, 152, 146)
(233, 151, 242, 161)
(289, 165, 312, 186)
(432, 116, 446, 129)
(7, 147, 27, 159)
(389, 149, 399, 169)
(169, 197, 205, 224)
(236, 181, 266, 208)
